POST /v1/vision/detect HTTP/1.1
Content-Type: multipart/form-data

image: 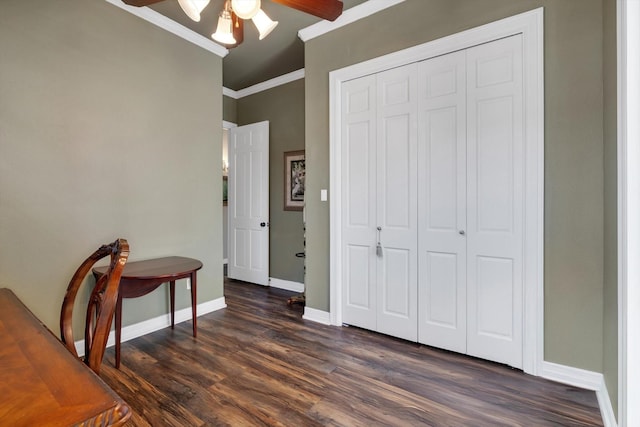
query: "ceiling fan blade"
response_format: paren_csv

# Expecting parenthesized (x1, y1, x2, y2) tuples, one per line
(271, 0, 343, 21)
(121, 0, 165, 6)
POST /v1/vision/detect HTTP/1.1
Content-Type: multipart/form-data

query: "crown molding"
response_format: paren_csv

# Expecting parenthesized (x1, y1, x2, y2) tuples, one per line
(223, 87, 238, 99)
(298, 0, 405, 42)
(223, 68, 305, 99)
(104, 0, 228, 58)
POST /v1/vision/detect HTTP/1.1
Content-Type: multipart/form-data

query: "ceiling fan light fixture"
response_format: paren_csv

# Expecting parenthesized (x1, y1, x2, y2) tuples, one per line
(212, 9, 236, 45)
(252, 9, 278, 40)
(230, 0, 261, 20)
(177, 0, 210, 22)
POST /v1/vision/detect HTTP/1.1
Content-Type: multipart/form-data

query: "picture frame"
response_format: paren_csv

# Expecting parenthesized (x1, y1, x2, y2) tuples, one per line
(284, 150, 305, 211)
(222, 176, 228, 206)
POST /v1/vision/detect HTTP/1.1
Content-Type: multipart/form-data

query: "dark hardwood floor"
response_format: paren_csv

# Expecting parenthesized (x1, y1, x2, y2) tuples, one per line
(99, 279, 603, 426)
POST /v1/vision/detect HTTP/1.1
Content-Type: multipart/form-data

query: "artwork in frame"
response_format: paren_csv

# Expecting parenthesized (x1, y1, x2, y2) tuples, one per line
(284, 150, 305, 211)
(222, 176, 228, 206)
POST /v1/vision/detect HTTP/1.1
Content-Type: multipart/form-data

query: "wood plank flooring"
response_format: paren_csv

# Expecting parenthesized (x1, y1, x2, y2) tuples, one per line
(99, 279, 603, 426)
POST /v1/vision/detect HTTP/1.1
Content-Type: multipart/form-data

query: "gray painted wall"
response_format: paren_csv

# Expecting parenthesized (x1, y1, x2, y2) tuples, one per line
(304, 0, 607, 375)
(0, 0, 224, 335)
(223, 95, 237, 124)
(238, 79, 306, 283)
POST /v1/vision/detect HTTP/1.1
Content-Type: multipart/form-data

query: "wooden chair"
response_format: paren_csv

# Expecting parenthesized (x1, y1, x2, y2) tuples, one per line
(60, 238, 129, 375)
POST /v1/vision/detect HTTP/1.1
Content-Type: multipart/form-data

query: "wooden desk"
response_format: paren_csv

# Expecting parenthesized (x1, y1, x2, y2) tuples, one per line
(0, 288, 131, 427)
(93, 256, 203, 368)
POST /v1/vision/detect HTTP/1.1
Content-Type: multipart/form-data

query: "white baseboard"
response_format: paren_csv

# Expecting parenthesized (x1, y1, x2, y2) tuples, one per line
(302, 307, 331, 325)
(597, 380, 618, 427)
(541, 361, 603, 390)
(269, 277, 304, 293)
(541, 361, 617, 427)
(75, 296, 226, 356)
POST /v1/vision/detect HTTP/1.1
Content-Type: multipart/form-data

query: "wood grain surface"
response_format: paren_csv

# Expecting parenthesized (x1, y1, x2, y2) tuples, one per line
(0, 288, 130, 427)
(99, 280, 603, 427)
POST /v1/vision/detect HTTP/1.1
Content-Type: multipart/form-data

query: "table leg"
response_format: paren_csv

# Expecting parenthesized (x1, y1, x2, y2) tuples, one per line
(170, 281, 176, 329)
(115, 294, 123, 369)
(190, 272, 197, 338)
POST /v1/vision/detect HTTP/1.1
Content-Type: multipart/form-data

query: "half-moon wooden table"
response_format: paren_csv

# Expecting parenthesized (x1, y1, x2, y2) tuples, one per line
(93, 256, 203, 368)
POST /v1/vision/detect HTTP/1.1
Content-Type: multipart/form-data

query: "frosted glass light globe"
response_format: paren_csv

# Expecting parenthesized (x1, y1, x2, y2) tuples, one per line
(231, 0, 261, 20)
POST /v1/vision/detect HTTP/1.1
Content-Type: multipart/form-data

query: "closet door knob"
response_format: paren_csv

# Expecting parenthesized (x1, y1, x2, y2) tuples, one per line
(459, 230, 465, 235)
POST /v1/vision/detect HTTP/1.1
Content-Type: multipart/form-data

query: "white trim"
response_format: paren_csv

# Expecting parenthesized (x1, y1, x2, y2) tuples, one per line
(329, 8, 544, 376)
(541, 361, 603, 391)
(74, 297, 227, 356)
(235, 69, 305, 98)
(223, 70, 305, 99)
(541, 362, 617, 427)
(298, 0, 405, 42)
(104, 0, 228, 57)
(223, 87, 239, 99)
(618, 1, 640, 426)
(302, 307, 331, 325)
(222, 120, 237, 129)
(269, 277, 304, 293)
(599, 381, 619, 427)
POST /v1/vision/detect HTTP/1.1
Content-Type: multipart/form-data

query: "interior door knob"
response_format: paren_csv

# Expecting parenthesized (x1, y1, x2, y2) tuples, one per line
(459, 230, 465, 235)
(260, 222, 268, 227)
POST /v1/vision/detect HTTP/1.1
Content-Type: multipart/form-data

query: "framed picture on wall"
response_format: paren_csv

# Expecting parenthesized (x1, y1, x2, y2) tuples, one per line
(284, 150, 305, 211)
(222, 176, 228, 206)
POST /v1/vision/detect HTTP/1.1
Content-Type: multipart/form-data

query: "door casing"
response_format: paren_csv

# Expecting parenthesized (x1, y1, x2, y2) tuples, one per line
(329, 8, 544, 376)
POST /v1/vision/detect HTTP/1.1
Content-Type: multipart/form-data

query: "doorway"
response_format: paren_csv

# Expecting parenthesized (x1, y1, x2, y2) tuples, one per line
(227, 121, 270, 285)
(222, 121, 236, 277)
(330, 8, 543, 375)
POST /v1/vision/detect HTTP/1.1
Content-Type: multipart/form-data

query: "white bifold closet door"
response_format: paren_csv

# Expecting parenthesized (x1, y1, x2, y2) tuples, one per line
(465, 36, 523, 368)
(418, 35, 524, 368)
(416, 50, 468, 354)
(341, 64, 419, 342)
(342, 35, 524, 369)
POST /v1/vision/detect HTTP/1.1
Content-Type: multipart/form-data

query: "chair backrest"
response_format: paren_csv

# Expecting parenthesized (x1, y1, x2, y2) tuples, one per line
(60, 238, 129, 375)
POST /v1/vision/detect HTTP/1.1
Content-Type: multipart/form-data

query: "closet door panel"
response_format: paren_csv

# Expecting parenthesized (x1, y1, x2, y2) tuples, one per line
(466, 35, 524, 368)
(475, 95, 516, 234)
(342, 75, 378, 330)
(417, 51, 467, 352)
(376, 64, 418, 341)
(476, 256, 515, 338)
(345, 244, 374, 308)
(426, 107, 460, 229)
(381, 247, 412, 317)
(424, 251, 459, 326)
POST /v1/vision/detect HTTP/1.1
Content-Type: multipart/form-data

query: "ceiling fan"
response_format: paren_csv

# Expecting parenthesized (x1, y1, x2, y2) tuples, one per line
(121, 0, 344, 48)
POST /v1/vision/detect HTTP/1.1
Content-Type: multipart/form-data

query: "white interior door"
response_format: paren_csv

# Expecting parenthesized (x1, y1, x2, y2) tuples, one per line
(417, 50, 468, 353)
(466, 35, 523, 368)
(341, 75, 378, 330)
(228, 121, 269, 286)
(341, 65, 418, 341)
(375, 65, 418, 341)
(418, 36, 524, 368)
